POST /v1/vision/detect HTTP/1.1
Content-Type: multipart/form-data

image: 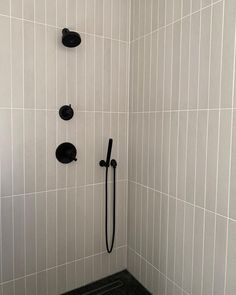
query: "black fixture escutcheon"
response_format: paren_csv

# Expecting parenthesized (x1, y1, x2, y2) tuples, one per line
(56, 143, 77, 164)
(62, 28, 81, 48)
(59, 104, 74, 120)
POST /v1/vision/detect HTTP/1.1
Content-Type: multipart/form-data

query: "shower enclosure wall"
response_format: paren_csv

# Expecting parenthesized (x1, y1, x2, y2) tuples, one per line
(1, 0, 236, 294)
(0, 0, 129, 294)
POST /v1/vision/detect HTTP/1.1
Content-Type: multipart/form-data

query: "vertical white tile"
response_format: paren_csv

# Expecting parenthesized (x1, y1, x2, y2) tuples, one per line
(25, 111, 36, 194)
(225, 220, 236, 295)
(230, 110, 236, 220)
(69, 190, 80, 270)
(35, 24, 46, 109)
(160, 195, 168, 275)
(36, 192, 46, 272)
(164, 26, 173, 110)
(195, 111, 208, 207)
(155, 113, 163, 190)
(94, 37, 103, 111)
(120, 0, 129, 41)
(202, 211, 215, 295)
(46, 0, 56, 26)
(221, 0, 236, 108)
(57, 265, 66, 294)
(188, 12, 200, 109)
(36, 111, 46, 192)
(75, 259, 85, 288)
(24, 21, 35, 109)
(14, 278, 25, 295)
(179, 17, 190, 110)
(57, 0, 66, 28)
(37, 271, 47, 295)
(192, 207, 204, 295)
(0, 16, 10, 108)
(0, 0, 9, 15)
(150, 32, 158, 111)
(217, 110, 232, 216)
(25, 194, 36, 275)
(12, 110, 24, 195)
(85, 35, 95, 111)
(183, 203, 194, 293)
(11, 0, 22, 18)
(209, 2, 223, 109)
(167, 198, 176, 281)
(206, 110, 219, 212)
(13, 195, 25, 278)
(174, 200, 184, 286)
(23, 0, 34, 20)
(76, 112, 86, 186)
(46, 27, 57, 110)
(177, 112, 187, 199)
(85, 186, 94, 256)
(166, 0, 174, 25)
(94, 0, 104, 36)
(159, 0, 166, 28)
(12, 19, 23, 108)
(67, 188, 76, 262)
(192, 0, 201, 13)
(57, 190, 66, 265)
(35, 0, 45, 23)
(85, 112, 94, 185)
(198, 7, 211, 109)
(84, 257, 93, 285)
(46, 111, 56, 190)
(169, 112, 178, 197)
(67, 0, 76, 28)
(141, 187, 147, 258)
(47, 191, 57, 268)
(213, 216, 227, 295)
(171, 21, 181, 110)
(26, 275, 36, 295)
(162, 112, 171, 194)
(2, 282, 14, 295)
(47, 268, 57, 295)
(1, 197, 14, 282)
(186, 111, 197, 204)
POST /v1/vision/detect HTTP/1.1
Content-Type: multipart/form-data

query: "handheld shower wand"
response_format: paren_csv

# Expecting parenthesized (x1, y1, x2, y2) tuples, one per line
(99, 139, 117, 254)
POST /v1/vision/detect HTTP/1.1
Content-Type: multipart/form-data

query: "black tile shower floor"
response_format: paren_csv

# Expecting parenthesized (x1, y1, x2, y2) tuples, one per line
(63, 270, 151, 295)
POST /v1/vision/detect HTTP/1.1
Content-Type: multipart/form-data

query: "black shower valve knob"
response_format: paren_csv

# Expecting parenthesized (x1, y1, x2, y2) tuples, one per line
(62, 28, 81, 48)
(56, 142, 77, 164)
(59, 104, 74, 120)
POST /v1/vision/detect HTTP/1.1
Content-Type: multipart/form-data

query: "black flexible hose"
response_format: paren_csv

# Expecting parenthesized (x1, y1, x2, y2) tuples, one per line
(105, 165, 116, 253)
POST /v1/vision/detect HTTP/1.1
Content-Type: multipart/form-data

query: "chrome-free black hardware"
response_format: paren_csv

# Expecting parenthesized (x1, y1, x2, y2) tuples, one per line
(62, 28, 81, 48)
(99, 138, 117, 254)
(99, 138, 113, 168)
(59, 104, 74, 120)
(56, 142, 77, 164)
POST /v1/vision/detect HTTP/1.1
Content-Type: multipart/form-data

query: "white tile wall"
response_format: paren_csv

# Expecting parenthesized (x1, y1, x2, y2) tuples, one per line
(0, 0, 130, 294)
(128, 0, 236, 295)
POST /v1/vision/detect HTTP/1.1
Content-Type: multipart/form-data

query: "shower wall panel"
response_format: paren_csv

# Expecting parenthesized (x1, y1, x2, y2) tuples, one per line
(0, 0, 130, 293)
(128, 0, 236, 295)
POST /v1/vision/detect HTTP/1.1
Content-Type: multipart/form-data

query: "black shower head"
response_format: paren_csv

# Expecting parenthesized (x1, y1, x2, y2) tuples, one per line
(62, 28, 81, 48)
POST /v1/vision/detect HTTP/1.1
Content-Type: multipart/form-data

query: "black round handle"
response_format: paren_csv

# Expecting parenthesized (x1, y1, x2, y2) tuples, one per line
(59, 105, 74, 121)
(56, 142, 77, 164)
(99, 160, 106, 167)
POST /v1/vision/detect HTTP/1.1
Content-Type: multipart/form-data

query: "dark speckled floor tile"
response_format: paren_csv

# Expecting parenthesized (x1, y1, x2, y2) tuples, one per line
(63, 270, 151, 295)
